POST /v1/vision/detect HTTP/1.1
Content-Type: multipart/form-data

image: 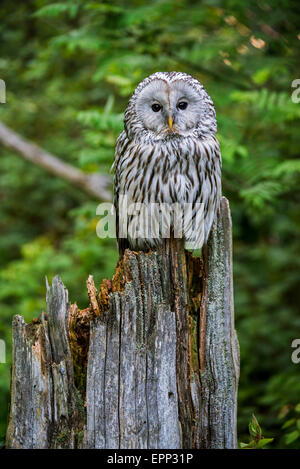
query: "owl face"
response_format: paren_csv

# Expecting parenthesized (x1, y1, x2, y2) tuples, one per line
(124, 72, 217, 141)
(135, 79, 203, 137)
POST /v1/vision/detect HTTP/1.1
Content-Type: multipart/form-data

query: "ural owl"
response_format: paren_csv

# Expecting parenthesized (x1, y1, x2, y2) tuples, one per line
(113, 72, 222, 253)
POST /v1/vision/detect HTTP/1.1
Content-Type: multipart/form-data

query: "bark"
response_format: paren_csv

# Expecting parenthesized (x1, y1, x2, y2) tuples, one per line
(6, 197, 239, 449)
(0, 121, 111, 201)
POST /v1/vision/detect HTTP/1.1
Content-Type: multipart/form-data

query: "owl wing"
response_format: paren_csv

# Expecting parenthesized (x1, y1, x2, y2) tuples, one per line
(113, 131, 130, 254)
(195, 136, 222, 242)
(184, 136, 222, 250)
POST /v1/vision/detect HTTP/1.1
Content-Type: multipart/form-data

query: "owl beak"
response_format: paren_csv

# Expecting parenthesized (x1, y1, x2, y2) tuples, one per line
(168, 116, 173, 129)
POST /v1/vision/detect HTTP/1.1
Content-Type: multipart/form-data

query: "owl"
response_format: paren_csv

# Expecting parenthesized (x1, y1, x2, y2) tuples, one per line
(113, 71, 222, 253)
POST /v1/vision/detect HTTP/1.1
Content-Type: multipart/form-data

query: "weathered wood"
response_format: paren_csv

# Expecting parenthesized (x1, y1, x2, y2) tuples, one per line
(5, 315, 52, 448)
(6, 196, 239, 449)
(6, 278, 86, 449)
(197, 197, 240, 449)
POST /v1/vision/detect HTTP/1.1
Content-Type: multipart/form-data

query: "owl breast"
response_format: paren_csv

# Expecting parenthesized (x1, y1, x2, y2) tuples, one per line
(114, 131, 222, 251)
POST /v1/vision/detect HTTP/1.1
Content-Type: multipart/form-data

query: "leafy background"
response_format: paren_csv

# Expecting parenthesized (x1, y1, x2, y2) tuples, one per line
(0, 0, 299, 448)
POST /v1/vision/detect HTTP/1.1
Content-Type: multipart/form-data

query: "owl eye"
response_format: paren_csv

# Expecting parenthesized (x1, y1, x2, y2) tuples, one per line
(177, 101, 188, 110)
(151, 103, 162, 112)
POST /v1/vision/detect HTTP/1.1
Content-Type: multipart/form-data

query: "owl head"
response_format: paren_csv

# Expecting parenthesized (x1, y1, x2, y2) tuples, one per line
(124, 72, 217, 141)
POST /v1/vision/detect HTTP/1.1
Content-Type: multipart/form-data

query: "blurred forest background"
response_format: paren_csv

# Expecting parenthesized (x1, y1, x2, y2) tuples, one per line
(0, 0, 299, 448)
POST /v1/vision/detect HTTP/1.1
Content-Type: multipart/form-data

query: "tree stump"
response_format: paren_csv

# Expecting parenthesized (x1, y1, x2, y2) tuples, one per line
(5, 197, 239, 449)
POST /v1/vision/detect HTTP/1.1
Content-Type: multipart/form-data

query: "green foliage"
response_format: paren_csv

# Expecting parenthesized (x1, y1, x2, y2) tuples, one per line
(239, 414, 274, 449)
(0, 0, 299, 447)
(279, 403, 300, 448)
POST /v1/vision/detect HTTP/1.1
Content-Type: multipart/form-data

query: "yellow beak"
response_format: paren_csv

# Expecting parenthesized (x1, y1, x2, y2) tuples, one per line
(168, 116, 173, 129)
